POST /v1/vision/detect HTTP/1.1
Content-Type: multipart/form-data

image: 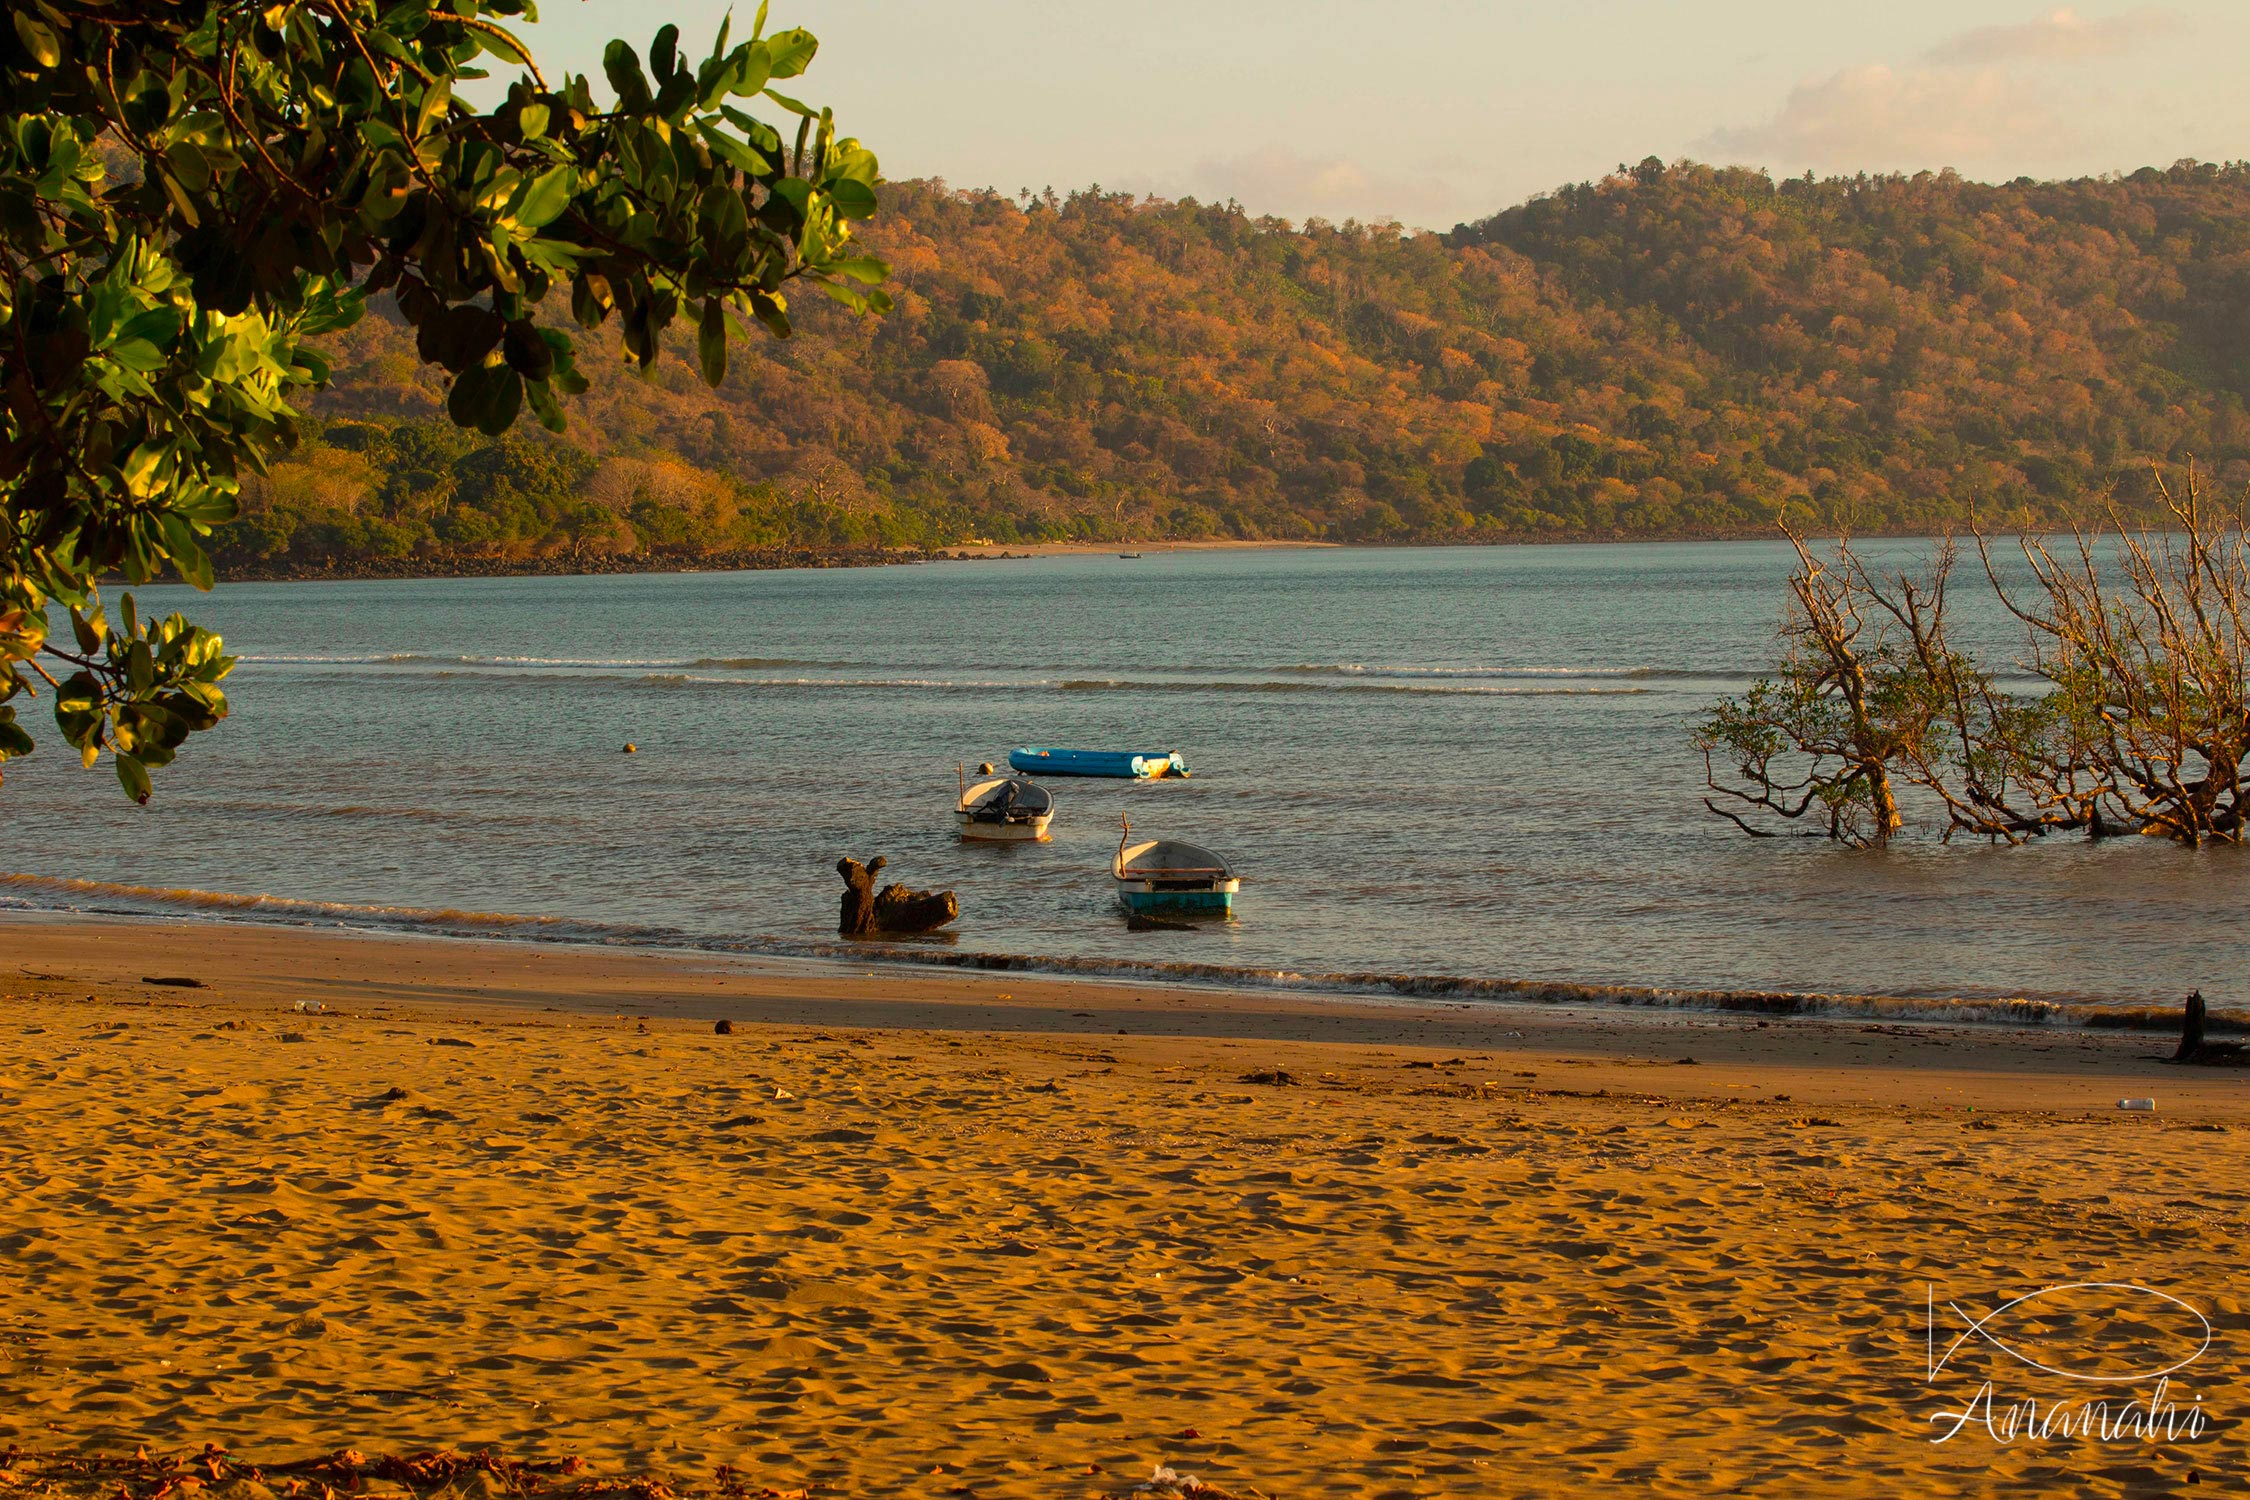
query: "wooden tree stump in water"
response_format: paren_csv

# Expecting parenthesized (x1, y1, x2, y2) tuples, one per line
(873, 883, 959, 934)
(836, 856, 957, 936)
(837, 855, 885, 936)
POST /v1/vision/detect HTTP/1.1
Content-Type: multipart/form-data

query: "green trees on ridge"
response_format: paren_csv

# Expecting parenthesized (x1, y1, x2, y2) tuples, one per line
(246, 157, 2250, 568)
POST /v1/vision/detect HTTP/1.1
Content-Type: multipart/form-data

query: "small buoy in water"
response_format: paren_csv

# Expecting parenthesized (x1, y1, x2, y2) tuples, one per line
(978, 761, 995, 775)
(623, 743, 637, 754)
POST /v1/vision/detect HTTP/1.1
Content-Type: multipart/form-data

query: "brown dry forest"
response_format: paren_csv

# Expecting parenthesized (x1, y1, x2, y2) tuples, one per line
(225, 157, 2250, 572)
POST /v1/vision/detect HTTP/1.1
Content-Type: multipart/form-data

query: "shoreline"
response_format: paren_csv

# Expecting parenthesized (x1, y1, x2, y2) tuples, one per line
(0, 885, 2226, 1036)
(195, 531, 2027, 587)
(206, 537, 1344, 585)
(0, 912, 2229, 1102)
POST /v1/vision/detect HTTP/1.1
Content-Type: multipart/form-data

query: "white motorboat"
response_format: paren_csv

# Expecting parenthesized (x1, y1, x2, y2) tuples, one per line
(956, 772, 1055, 842)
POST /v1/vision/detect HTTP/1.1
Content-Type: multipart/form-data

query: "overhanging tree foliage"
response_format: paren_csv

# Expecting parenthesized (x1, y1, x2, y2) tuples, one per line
(0, 0, 889, 799)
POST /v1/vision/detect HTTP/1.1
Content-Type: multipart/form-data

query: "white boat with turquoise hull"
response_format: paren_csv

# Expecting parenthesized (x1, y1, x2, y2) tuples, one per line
(1113, 820, 1239, 917)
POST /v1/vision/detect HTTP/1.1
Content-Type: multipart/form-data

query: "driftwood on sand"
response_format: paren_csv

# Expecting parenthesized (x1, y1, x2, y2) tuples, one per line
(836, 856, 959, 936)
(2172, 990, 2248, 1065)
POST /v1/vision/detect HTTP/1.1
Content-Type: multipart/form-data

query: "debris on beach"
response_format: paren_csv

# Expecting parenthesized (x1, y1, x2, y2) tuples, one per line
(2170, 989, 2249, 1065)
(1237, 1068, 1297, 1086)
(0, 1445, 582, 1500)
(714, 1019, 735, 1035)
(1132, 1464, 1235, 1497)
(142, 976, 205, 988)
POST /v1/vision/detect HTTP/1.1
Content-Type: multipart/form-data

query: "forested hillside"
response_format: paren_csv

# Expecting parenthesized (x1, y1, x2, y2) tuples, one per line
(226, 158, 2250, 570)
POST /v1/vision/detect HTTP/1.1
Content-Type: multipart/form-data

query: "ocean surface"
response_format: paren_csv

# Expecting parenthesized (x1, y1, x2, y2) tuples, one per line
(3, 542, 2242, 1023)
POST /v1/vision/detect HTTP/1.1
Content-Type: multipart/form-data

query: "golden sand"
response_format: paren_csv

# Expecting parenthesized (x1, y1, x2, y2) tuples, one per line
(0, 917, 2244, 1497)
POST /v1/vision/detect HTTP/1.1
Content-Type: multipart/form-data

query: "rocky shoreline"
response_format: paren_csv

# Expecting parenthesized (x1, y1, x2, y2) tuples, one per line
(210, 545, 1027, 584)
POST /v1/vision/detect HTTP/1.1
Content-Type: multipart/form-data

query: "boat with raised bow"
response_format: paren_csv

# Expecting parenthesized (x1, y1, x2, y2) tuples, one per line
(1113, 820, 1239, 917)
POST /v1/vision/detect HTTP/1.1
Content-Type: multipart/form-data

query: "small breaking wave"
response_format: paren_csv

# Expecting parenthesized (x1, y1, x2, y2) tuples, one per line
(632, 673, 1651, 697)
(382, 670, 1656, 697)
(242, 652, 486, 666)
(1053, 678, 1653, 697)
(688, 656, 863, 670)
(1269, 662, 1706, 682)
(0, 872, 588, 934)
(243, 652, 863, 671)
(642, 674, 1028, 692)
(0, 871, 2215, 1034)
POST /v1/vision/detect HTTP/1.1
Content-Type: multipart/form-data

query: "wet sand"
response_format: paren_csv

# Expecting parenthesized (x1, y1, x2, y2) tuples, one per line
(1, 915, 2244, 1498)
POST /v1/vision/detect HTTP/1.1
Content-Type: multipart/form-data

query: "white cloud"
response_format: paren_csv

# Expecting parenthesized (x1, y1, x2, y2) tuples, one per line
(1699, 8, 2189, 174)
(1924, 6, 2182, 66)
(1191, 145, 1457, 225)
(1701, 62, 2074, 173)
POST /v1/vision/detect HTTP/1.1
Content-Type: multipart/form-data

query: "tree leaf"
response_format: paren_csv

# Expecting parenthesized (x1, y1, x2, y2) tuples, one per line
(525, 377, 566, 433)
(0, 708, 33, 760)
(823, 252, 889, 285)
(159, 515, 215, 590)
(107, 339, 166, 372)
(764, 27, 817, 78)
(603, 40, 653, 112)
(827, 178, 877, 220)
(413, 76, 452, 140)
(115, 751, 152, 805)
(116, 307, 183, 346)
(12, 12, 59, 68)
(515, 164, 576, 229)
(458, 363, 524, 435)
(120, 440, 167, 494)
(165, 140, 210, 192)
(502, 318, 554, 379)
(472, 18, 533, 66)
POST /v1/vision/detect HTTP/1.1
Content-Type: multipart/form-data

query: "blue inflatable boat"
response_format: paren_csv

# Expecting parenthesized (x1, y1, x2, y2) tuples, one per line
(1008, 747, 1189, 779)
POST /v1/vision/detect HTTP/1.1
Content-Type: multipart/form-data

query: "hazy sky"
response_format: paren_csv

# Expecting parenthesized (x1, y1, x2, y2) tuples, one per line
(499, 2, 2250, 228)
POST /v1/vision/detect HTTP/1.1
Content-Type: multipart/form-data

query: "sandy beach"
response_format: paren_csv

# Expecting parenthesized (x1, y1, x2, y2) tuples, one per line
(1, 915, 2243, 1498)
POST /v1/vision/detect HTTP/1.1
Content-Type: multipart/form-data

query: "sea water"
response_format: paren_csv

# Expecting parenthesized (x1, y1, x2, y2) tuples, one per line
(3, 542, 2241, 1020)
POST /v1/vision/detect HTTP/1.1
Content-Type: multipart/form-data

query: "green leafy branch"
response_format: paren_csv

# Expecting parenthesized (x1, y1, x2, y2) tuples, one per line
(0, 0, 891, 797)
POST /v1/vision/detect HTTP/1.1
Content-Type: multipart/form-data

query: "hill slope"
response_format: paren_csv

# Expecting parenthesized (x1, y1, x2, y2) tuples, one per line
(228, 158, 2250, 569)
